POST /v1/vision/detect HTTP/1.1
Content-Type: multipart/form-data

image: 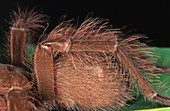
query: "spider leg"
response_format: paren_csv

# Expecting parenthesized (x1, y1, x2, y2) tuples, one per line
(35, 37, 170, 106)
(70, 39, 118, 53)
(34, 44, 55, 100)
(7, 87, 27, 111)
(70, 38, 170, 105)
(42, 37, 118, 53)
(157, 66, 170, 74)
(10, 28, 26, 67)
(34, 37, 118, 101)
(117, 45, 170, 105)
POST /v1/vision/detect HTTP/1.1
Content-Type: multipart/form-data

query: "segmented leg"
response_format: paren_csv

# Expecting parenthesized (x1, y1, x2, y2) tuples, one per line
(7, 87, 27, 111)
(34, 44, 55, 100)
(35, 37, 170, 107)
(10, 28, 26, 67)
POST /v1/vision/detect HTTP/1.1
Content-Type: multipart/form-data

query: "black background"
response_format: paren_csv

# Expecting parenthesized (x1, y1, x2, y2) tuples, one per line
(1, 0, 170, 47)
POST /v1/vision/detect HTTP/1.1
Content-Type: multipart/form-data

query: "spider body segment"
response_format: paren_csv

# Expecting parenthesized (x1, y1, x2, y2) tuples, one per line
(0, 6, 170, 111)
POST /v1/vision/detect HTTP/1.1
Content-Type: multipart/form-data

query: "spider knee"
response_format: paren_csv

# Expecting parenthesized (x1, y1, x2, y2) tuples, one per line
(40, 38, 71, 53)
(149, 92, 158, 99)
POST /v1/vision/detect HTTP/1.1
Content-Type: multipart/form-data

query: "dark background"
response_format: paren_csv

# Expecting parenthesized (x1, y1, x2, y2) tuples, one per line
(0, 0, 170, 47)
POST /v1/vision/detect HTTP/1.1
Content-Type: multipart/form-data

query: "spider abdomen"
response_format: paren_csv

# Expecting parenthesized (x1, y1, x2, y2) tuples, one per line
(55, 52, 131, 110)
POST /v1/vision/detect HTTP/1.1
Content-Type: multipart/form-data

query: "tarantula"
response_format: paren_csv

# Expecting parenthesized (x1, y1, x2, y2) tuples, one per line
(0, 6, 170, 111)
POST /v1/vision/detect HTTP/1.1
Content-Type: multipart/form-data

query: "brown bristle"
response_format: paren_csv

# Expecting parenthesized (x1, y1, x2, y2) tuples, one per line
(55, 52, 132, 110)
(33, 17, 170, 110)
(0, 63, 31, 91)
(34, 44, 55, 100)
(7, 87, 27, 111)
(10, 28, 26, 67)
(0, 63, 41, 110)
(8, 7, 49, 42)
(4, 6, 48, 64)
(0, 96, 7, 111)
(0, 6, 49, 110)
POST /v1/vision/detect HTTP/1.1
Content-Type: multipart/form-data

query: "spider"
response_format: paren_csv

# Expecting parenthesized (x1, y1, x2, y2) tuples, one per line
(0, 6, 170, 111)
